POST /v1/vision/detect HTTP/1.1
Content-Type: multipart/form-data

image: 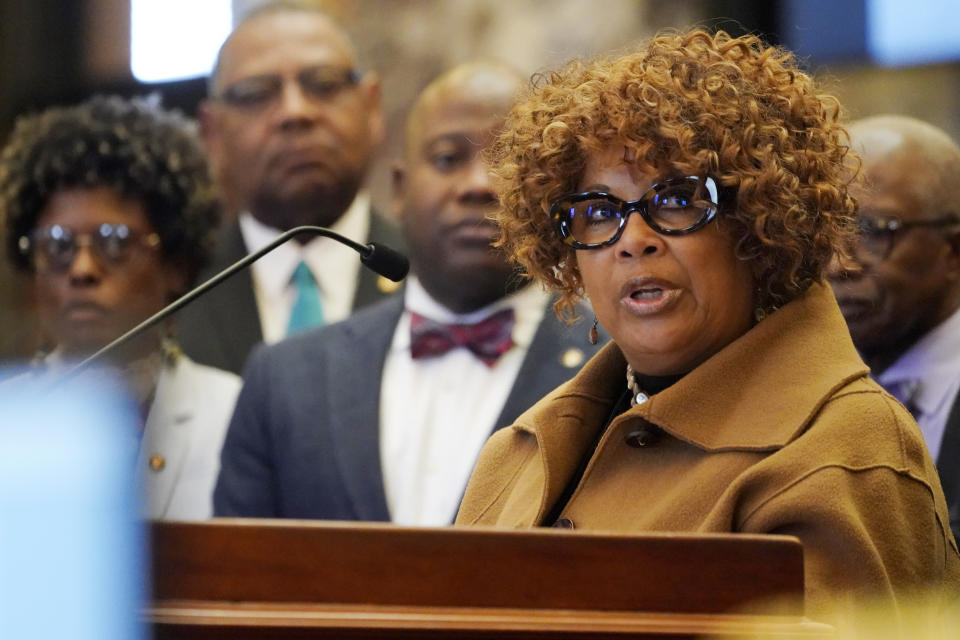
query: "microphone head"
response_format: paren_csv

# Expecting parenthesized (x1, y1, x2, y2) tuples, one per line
(360, 242, 410, 282)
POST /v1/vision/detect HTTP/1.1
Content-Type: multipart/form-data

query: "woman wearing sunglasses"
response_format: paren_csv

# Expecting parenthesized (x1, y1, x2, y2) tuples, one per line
(0, 95, 240, 519)
(456, 29, 959, 616)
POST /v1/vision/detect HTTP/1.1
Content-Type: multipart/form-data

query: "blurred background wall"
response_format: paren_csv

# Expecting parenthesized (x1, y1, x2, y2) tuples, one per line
(1, 0, 958, 363)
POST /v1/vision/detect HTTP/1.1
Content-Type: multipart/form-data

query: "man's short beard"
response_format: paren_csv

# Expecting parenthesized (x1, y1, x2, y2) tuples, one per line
(250, 178, 361, 231)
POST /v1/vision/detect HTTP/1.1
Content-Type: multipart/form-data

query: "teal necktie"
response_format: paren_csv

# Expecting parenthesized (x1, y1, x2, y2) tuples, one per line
(286, 261, 324, 335)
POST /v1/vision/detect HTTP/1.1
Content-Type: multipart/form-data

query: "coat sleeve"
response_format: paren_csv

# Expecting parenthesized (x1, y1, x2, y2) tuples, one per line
(739, 463, 960, 619)
(213, 343, 279, 517)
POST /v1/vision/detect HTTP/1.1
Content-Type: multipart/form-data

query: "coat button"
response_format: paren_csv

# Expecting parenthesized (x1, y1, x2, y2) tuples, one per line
(148, 454, 166, 472)
(553, 517, 575, 529)
(624, 425, 661, 448)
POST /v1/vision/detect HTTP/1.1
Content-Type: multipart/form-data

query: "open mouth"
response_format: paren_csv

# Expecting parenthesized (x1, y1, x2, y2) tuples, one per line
(629, 286, 665, 301)
(620, 278, 680, 315)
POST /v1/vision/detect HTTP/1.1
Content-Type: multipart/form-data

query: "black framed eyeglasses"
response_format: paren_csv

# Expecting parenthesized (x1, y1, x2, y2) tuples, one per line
(217, 66, 364, 109)
(550, 176, 721, 249)
(19, 223, 161, 273)
(857, 214, 959, 261)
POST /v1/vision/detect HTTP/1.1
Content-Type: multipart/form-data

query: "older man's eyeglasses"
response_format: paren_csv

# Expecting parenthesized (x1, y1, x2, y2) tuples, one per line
(217, 66, 364, 109)
(19, 224, 161, 273)
(551, 176, 721, 249)
(857, 214, 959, 261)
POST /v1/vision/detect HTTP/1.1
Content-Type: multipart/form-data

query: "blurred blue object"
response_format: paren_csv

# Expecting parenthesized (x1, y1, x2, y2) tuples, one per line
(0, 369, 146, 640)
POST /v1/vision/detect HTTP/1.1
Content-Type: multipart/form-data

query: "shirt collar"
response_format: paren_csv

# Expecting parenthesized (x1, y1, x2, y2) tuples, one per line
(876, 305, 960, 417)
(238, 191, 371, 298)
(878, 305, 960, 386)
(400, 275, 549, 350)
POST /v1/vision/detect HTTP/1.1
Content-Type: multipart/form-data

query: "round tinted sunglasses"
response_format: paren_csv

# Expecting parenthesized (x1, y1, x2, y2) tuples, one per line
(19, 223, 160, 273)
(550, 176, 721, 249)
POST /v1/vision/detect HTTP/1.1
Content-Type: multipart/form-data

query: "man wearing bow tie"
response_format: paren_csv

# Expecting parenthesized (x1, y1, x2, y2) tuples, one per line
(214, 62, 604, 523)
(829, 115, 960, 540)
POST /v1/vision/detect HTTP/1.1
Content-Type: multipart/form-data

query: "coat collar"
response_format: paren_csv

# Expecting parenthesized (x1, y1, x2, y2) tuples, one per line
(644, 282, 869, 451)
(515, 283, 869, 491)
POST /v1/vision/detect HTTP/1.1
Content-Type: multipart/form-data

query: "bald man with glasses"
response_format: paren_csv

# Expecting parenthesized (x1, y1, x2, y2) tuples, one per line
(177, 3, 404, 375)
(829, 114, 960, 540)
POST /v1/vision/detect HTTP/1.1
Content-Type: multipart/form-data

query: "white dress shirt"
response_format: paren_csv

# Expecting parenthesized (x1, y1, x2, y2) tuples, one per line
(239, 192, 371, 343)
(380, 276, 549, 526)
(877, 305, 960, 461)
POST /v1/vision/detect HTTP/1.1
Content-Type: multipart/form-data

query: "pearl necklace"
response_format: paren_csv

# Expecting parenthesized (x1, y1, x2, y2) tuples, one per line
(625, 364, 650, 407)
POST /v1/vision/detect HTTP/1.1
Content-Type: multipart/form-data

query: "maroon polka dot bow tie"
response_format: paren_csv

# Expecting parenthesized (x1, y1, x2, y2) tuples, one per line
(409, 308, 516, 367)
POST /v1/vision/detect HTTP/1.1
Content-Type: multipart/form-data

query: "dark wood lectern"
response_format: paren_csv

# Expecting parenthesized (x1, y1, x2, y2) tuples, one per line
(148, 519, 831, 639)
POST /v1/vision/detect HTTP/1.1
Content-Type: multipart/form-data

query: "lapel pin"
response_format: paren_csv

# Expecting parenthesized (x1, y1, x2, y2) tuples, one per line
(561, 348, 585, 368)
(148, 454, 166, 472)
(377, 275, 402, 294)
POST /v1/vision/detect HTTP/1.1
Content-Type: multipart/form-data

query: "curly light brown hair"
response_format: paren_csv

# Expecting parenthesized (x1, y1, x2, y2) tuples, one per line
(490, 28, 858, 318)
(0, 94, 219, 286)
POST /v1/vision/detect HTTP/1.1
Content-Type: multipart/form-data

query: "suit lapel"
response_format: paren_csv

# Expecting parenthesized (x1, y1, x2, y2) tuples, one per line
(494, 302, 598, 432)
(138, 360, 193, 519)
(213, 221, 263, 370)
(177, 220, 263, 375)
(936, 389, 960, 537)
(324, 296, 405, 521)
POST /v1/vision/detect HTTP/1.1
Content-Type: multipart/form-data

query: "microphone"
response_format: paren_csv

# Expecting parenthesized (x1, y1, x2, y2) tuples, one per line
(359, 240, 408, 283)
(63, 225, 409, 379)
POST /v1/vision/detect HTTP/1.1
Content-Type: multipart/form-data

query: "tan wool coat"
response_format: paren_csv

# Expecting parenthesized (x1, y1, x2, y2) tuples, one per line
(456, 283, 960, 617)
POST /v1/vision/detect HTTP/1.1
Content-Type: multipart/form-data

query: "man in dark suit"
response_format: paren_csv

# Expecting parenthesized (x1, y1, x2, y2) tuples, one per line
(829, 115, 960, 539)
(214, 61, 603, 524)
(177, 4, 401, 375)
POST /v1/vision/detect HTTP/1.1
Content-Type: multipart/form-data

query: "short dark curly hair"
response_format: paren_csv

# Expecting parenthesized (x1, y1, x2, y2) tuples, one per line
(489, 28, 858, 318)
(0, 94, 219, 285)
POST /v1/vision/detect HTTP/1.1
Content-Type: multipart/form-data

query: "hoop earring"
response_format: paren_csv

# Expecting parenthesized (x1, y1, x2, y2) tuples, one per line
(588, 317, 599, 345)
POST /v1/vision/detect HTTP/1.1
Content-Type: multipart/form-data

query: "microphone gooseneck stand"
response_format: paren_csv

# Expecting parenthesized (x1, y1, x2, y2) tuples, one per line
(61, 225, 409, 383)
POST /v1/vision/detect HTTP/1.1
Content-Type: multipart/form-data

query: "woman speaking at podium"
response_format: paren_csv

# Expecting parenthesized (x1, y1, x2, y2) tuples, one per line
(456, 28, 959, 615)
(0, 95, 240, 520)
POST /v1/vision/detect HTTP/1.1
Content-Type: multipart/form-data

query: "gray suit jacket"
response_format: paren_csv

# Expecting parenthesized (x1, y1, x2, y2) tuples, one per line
(177, 213, 405, 376)
(213, 293, 603, 520)
(937, 390, 960, 540)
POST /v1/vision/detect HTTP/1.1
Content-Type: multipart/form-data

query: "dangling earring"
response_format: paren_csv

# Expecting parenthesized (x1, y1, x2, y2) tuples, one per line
(588, 317, 599, 345)
(753, 287, 776, 323)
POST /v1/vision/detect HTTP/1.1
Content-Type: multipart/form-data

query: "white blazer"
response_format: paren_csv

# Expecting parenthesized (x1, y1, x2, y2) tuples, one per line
(137, 355, 241, 520)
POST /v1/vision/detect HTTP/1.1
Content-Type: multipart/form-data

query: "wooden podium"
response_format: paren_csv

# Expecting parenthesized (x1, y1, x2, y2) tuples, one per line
(147, 519, 832, 639)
